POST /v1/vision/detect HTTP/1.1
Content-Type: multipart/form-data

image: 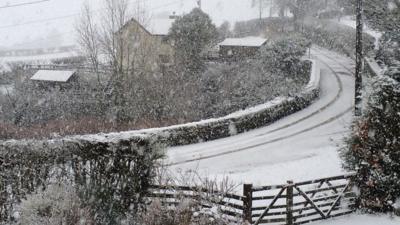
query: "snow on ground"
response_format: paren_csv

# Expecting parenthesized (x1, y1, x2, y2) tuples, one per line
(311, 214, 400, 225)
(0, 51, 78, 63)
(166, 47, 355, 187)
(0, 51, 79, 72)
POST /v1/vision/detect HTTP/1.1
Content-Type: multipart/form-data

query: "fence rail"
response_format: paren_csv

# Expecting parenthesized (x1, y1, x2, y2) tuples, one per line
(147, 173, 357, 225)
(24, 64, 112, 74)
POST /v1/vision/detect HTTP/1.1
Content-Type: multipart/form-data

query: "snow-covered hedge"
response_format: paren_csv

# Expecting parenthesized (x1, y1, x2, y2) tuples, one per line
(121, 59, 320, 146)
(0, 135, 162, 223)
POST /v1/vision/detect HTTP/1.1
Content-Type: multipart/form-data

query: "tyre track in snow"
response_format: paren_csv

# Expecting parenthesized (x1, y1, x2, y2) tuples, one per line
(255, 57, 344, 137)
(312, 47, 355, 74)
(168, 49, 354, 166)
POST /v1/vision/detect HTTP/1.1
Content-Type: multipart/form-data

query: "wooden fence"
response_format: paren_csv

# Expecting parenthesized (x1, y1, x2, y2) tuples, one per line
(147, 184, 245, 222)
(24, 64, 112, 74)
(148, 173, 357, 225)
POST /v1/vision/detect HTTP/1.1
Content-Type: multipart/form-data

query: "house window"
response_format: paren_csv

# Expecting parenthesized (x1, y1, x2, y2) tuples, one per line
(159, 55, 170, 64)
(161, 36, 169, 44)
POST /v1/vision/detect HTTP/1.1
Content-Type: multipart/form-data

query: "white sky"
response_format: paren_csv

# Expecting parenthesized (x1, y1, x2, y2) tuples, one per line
(0, 0, 270, 50)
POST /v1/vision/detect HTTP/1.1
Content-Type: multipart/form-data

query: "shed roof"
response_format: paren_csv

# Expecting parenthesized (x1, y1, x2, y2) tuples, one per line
(31, 70, 76, 82)
(219, 36, 268, 47)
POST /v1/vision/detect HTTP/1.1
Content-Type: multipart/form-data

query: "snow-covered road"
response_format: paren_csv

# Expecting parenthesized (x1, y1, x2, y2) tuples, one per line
(166, 47, 356, 186)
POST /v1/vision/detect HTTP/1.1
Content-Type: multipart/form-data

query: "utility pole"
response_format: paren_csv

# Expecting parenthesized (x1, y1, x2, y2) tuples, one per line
(355, 0, 363, 116)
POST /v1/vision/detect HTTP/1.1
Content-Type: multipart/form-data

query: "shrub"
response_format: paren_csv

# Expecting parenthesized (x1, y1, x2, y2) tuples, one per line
(340, 67, 400, 212)
(0, 136, 163, 224)
(136, 170, 243, 225)
(16, 183, 93, 225)
(136, 199, 241, 225)
(260, 35, 311, 76)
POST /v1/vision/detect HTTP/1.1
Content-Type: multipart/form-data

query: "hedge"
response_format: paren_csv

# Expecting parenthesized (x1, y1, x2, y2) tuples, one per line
(0, 135, 162, 223)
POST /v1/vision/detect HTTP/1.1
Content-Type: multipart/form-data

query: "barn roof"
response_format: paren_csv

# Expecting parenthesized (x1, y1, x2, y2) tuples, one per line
(30, 70, 76, 82)
(219, 36, 268, 47)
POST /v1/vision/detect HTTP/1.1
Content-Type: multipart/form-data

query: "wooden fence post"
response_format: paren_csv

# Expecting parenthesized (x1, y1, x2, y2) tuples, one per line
(286, 180, 294, 225)
(243, 184, 253, 224)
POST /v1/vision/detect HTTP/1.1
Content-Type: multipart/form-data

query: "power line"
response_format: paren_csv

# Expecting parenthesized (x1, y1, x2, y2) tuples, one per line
(0, 0, 186, 47)
(0, 0, 50, 9)
(0, 0, 183, 30)
(0, 13, 78, 29)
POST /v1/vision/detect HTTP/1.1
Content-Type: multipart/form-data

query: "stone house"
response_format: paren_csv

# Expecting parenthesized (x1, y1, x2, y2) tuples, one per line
(118, 16, 176, 72)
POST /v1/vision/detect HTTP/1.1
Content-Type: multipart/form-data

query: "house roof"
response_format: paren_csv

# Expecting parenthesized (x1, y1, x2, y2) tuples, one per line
(219, 36, 268, 47)
(31, 70, 76, 82)
(125, 16, 175, 36)
(145, 18, 175, 36)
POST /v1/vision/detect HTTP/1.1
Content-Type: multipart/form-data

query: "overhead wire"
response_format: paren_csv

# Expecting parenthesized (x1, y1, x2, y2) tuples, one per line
(0, 0, 188, 48)
(0, 0, 50, 9)
(0, 0, 185, 30)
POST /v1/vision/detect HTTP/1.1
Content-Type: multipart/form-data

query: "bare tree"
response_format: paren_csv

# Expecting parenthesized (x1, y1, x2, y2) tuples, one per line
(76, 0, 142, 122)
(76, 3, 101, 85)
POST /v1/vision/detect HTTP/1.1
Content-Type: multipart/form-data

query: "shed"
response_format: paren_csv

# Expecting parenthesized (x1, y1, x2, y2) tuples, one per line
(219, 36, 268, 60)
(31, 70, 77, 83)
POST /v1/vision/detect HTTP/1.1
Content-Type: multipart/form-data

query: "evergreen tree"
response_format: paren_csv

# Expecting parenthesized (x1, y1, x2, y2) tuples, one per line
(260, 36, 310, 76)
(341, 68, 400, 212)
(169, 8, 217, 73)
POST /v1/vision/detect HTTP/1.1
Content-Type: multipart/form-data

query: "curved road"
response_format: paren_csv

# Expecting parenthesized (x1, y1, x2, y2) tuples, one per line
(166, 47, 355, 186)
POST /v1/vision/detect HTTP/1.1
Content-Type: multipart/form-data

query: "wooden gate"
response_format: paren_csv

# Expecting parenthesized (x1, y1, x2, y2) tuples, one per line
(146, 173, 357, 224)
(247, 173, 357, 225)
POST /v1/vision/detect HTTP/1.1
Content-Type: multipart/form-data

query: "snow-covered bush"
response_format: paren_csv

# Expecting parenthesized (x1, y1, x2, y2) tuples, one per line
(0, 136, 163, 224)
(137, 170, 243, 225)
(376, 33, 400, 66)
(136, 199, 243, 225)
(260, 35, 311, 76)
(16, 183, 93, 225)
(340, 67, 400, 212)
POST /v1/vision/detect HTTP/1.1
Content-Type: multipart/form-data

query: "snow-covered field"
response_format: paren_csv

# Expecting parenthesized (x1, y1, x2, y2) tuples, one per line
(0, 51, 79, 72)
(166, 47, 356, 187)
(312, 214, 400, 225)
